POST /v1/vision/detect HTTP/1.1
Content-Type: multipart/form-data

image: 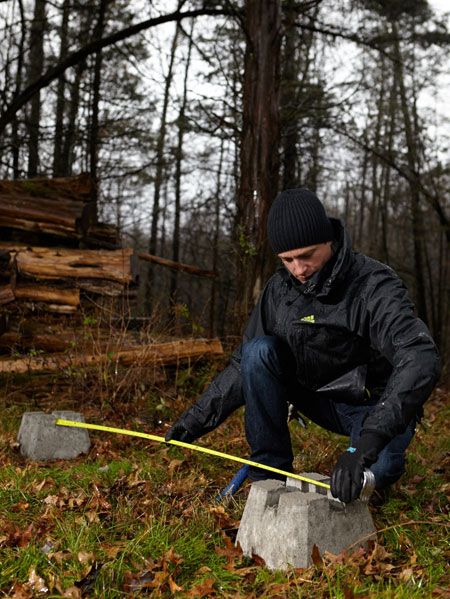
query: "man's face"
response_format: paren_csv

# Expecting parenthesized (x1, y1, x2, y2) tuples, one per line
(278, 242, 333, 284)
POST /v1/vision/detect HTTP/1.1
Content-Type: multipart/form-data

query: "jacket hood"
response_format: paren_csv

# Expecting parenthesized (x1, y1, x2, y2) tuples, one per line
(316, 218, 354, 298)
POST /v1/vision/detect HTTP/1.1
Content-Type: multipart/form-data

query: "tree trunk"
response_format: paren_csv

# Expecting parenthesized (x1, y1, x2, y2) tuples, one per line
(379, 66, 398, 265)
(145, 22, 180, 312)
(11, 0, 26, 179)
(26, 0, 46, 177)
(436, 230, 448, 353)
(368, 64, 386, 256)
(234, 0, 282, 326)
(209, 136, 225, 337)
(61, 60, 86, 176)
(52, 0, 71, 177)
(89, 0, 109, 221)
(356, 140, 369, 250)
(170, 20, 195, 308)
(280, 0, 299, 189)
(391, 20, 427, 322)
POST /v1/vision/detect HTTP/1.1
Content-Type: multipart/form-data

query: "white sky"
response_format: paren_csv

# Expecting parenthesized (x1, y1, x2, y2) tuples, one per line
(121, 0, 450, 231)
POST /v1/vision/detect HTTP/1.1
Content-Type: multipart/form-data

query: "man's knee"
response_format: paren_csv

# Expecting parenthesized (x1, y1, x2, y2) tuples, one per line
(371, 451, 406, 490)
(241, 336, 289, 371)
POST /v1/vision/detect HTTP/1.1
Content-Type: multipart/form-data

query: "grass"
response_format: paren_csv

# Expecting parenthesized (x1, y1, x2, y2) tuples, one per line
(0, 364, 449, 598)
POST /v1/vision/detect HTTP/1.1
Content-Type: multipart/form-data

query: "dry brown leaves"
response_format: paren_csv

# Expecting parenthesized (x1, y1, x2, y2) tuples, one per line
(122, 547, 184, 595)
(5, 566, 81, 599)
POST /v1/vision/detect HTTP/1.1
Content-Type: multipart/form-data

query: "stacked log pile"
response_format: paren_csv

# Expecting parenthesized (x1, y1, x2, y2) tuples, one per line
(0, 174, 118, 247)
(0, 175, 223, 377)
(0, 174, 133, 313)
(0, 244, 135, 314)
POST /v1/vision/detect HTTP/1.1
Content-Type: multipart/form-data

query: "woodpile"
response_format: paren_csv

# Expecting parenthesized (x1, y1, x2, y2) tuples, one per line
(0, 174, 118, 247)
(0, 174, 223, 382)
(0, 245, 135, 313)
(0, 175, 136, 316)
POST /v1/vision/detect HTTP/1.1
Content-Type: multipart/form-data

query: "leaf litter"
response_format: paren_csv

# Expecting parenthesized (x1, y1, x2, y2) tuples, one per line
(0, 384, 449, 596)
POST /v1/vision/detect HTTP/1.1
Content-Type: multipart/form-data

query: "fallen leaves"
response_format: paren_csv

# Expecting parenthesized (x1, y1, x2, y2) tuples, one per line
(123, 547, 184, 594)
(1, 386, 449, 597)
(214, 533, 242, 567)
(6, 568, 48, 599)
(186, 577, 217, 597)
(311, 543, 323, 566)
(0, 523, 34, 548)
(209, 505, 240, 530)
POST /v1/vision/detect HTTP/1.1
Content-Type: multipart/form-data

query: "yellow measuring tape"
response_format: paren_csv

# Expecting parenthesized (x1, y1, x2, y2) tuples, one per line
(55, 419, 331, 490)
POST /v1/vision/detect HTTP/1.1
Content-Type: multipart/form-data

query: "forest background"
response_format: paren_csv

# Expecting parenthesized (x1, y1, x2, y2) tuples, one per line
(0, 0, 449, 358)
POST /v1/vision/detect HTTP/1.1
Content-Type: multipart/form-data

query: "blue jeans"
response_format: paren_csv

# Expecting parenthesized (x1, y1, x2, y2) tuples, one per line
(241, 336, 416, 489)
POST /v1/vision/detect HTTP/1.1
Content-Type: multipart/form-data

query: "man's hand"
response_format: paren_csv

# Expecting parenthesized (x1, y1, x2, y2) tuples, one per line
(331, 432, 387, 503)
(330, 448, 366, 503)
(165, 421, 196, 443)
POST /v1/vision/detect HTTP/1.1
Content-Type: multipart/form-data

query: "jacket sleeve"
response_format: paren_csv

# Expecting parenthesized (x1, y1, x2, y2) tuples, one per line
(359, 270, 441, 440)
(178, 278, 278, 439)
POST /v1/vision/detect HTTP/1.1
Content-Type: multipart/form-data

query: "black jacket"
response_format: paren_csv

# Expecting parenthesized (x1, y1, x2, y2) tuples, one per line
(179, 219, 440, 443)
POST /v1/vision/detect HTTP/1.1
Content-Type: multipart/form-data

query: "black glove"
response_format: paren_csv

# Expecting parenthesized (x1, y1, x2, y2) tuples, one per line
(331, 432, 387, 503)
(165, 421, 196, 443)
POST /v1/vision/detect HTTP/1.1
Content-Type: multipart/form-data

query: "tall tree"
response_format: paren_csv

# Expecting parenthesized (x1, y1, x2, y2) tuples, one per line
(26, 0, 46, 177)
(145, 21, 180, 313)
(11, 0, 26, 179)
(52, 0, 71, 176)
(170, 20, 195, 309)
(89, 0, 109, 217)
(234, 0, 282, 324)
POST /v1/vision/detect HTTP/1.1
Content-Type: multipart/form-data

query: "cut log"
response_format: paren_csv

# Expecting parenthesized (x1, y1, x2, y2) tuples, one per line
(138, 251, 216, 278)
(0, 326, 135, 353)
(0, 174, 94, 202)
(0, 242, 31, 252)
(44, 304, 78, 314)
(14, 247, 134, 284)
(85, 222, 120, 248)
(77, 279, 129, 296)
(118, 338, 223, 366)
(14, 284, 80, 306)
(0, 338, 224, 374)
(0, 175, 93, 240)
(0, 175, 119, 246)
(0, 331, 73, 353)
(0, 284, 15, 305)
(19, 302, 77, 314)
(0, 215, 81, 239)
(0, 324, 144, 354)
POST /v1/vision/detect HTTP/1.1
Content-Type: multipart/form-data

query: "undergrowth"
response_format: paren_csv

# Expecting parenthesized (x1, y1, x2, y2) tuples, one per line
(0, 361, 449, 598)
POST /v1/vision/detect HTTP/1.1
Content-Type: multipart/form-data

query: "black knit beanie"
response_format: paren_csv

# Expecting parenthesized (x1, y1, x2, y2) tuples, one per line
(267, 188, 334, 253)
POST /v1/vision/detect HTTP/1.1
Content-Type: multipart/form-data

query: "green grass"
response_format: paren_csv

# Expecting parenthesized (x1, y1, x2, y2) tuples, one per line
(0, 372, 449, 597)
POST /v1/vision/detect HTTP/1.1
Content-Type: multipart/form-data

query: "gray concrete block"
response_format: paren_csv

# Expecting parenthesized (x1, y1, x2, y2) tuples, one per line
(236, 475, 376, 570)
(18, 411, 90, 460)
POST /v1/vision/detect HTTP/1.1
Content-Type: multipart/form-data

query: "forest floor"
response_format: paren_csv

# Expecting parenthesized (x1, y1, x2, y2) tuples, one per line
(0, 356, 449, 598)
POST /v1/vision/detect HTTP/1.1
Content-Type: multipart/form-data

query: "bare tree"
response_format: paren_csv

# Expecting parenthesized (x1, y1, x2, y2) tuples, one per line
(26, 0, 46, 177)
(145, 21, 180, 313)
(234, 0, 282, 325)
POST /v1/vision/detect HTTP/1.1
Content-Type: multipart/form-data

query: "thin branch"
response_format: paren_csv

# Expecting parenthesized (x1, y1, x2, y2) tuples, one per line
(332, 123, 450, 242)
(0, 6, 235, 134)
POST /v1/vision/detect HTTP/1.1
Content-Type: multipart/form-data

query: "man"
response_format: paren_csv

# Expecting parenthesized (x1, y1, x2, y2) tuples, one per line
(166, 188, 441, 503)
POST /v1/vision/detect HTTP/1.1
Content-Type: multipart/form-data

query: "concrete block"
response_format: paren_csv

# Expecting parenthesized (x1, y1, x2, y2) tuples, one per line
(18, 411, 90, 460)
(236, 475, 376, 570)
